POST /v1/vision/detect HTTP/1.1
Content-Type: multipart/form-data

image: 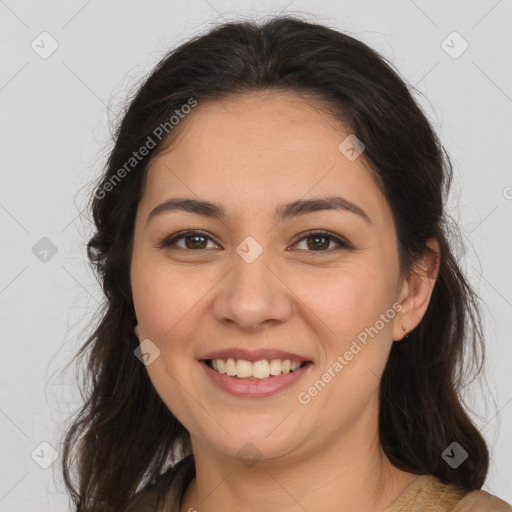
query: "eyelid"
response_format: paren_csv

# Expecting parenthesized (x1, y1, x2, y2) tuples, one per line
(158, 229, 219, 250)
(158, 229, 352, 252)
(290, 229, 352, 251)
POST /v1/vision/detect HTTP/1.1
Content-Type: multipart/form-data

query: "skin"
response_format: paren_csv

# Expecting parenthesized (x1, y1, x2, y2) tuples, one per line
(130, 91, 440, 512)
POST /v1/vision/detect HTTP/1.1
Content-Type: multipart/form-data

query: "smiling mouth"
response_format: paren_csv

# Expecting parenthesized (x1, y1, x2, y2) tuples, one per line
(203, 358, 310, 380)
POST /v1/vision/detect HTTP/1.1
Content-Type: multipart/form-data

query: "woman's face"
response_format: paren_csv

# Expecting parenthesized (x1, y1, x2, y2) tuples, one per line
(130, 91, 410, 464)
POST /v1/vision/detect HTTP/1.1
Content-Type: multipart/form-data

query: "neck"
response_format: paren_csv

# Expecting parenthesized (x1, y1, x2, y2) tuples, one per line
(180, 408, 418, 512)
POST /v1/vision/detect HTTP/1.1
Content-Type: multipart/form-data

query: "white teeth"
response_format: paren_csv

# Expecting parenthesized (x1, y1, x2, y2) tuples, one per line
(210, 358, 305, 379)
(236, 359, 253, 378)
(225, 358, 237, 376)
(290, 361, 301, 371)
(269, 359, 282, 375)
(253, 360, 270, 379)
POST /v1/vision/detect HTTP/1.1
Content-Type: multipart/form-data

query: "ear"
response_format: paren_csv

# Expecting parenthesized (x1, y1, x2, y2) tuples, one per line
(134, 324, 140, 339)
(393, 237, 440, 341)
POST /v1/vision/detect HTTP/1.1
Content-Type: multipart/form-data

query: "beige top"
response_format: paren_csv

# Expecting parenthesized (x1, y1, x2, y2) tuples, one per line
(123, 455, 512, 511)
(384, 473, 512, 511)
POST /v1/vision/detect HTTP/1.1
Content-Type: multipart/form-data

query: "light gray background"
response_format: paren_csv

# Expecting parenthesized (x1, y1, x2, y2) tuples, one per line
(1, 1, 511, 510)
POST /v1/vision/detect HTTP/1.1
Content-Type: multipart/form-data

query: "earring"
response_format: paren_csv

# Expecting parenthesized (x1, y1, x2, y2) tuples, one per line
(402, 324, 408, 339)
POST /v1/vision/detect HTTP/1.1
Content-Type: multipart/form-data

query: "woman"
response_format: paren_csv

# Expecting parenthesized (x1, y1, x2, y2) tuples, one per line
(60, 16, 512, 512)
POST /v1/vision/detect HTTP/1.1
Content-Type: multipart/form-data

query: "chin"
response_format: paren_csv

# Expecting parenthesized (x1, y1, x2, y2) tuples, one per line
(192, 417, 309, 465)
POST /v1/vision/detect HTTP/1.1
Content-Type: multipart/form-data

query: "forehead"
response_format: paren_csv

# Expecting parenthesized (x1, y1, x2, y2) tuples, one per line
(140, 91, 391, 228)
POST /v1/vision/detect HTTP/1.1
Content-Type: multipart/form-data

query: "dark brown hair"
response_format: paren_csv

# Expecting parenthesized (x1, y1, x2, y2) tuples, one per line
(60, 15, 489, 511)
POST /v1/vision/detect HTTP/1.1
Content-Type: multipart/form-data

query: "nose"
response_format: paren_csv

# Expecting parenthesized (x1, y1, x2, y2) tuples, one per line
(212, 248, 293, 332)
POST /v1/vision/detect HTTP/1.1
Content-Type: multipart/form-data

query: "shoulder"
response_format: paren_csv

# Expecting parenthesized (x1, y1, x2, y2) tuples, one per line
(122, 455, 195, 512)
(385, 474, 512, 512)
(452, 488, 512, 512)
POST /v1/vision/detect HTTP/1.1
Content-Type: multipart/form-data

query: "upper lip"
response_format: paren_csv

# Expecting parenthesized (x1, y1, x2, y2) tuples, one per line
(200, 348, 312, 363)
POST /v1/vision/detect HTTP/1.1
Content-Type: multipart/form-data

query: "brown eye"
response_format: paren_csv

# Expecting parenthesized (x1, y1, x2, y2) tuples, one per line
(292, 230, 351, 252)
(159, 230, 219, 251)
(159, 229, 351, 253)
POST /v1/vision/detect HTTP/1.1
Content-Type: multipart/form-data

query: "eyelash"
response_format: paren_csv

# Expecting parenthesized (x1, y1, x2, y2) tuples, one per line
(158, 229, 352, 253)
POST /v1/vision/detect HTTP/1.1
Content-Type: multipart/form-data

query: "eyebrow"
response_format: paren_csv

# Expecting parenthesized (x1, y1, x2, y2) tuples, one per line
(146, 196, 372, 226)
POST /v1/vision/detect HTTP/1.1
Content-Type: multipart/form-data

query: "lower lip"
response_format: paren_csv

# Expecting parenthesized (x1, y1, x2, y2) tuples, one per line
(200, 360, 313, 398)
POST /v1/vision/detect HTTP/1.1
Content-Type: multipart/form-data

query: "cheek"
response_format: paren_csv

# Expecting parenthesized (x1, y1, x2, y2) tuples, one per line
(131, 269, 171, 338)
(294, 273, 395, 429)
(131, 261, 207, 425)
(131, 256, 206, 342)
(294, 262, 396, 407)
(294, 262, 395, 342)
